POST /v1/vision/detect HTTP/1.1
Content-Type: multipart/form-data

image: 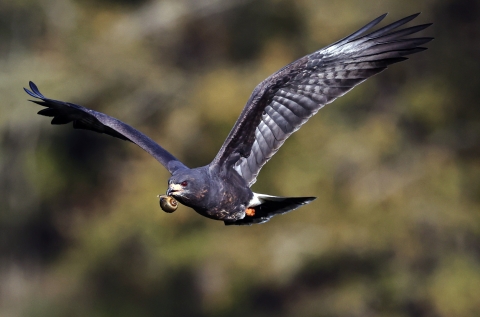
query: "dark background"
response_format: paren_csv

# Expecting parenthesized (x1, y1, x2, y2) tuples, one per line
(1, 0, 479, 316)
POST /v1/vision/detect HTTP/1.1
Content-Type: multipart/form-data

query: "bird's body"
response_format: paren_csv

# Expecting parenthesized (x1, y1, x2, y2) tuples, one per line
(24, 13, 432, 225)
(168, 165, 252, 221)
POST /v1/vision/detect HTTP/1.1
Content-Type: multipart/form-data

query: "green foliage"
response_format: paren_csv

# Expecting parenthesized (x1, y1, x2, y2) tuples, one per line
(1, 0, 479, 316)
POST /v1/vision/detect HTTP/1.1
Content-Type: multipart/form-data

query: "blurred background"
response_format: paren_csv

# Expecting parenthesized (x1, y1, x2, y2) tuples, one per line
(1, 0, 479, 316)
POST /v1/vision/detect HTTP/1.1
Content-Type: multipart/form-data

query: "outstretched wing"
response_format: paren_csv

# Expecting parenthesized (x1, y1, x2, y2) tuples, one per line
(211, 13, 432, 185)
(24, 81, 188, 174)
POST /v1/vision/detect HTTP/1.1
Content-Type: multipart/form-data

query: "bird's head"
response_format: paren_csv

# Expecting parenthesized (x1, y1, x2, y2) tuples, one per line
(166, 168, 209, 208)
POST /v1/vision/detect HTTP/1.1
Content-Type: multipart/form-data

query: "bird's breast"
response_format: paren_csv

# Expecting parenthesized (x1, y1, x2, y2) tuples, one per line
(192, 171, 252, 221)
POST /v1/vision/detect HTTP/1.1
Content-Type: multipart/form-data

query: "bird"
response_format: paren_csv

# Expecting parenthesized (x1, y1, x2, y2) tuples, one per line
(24, 13, 432, 225)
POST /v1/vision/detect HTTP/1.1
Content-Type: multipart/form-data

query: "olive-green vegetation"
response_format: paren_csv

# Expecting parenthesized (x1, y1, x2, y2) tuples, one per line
(1, 0, 479, 316)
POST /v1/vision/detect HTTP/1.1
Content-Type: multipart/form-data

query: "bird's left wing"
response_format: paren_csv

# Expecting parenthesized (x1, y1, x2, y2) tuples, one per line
(211, 13, 432, 185)
(24, 81, 188, 174)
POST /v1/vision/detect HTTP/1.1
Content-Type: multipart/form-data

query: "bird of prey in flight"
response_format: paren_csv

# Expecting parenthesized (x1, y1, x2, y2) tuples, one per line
(24, 13, 432, 225)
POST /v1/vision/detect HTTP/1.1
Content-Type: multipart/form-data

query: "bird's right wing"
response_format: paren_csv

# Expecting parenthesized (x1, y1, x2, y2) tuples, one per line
(211, 13, 432, 186)
(24, 81, 188, 175)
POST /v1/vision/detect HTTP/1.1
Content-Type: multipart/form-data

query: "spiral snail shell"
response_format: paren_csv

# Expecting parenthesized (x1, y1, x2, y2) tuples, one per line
(158, 195, 178, 213)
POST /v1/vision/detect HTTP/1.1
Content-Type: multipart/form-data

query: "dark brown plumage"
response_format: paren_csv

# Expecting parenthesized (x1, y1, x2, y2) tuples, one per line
(24, 13, 432, 225)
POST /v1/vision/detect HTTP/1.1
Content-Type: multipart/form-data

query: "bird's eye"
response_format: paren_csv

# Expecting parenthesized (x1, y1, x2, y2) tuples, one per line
(181, 181, 188, 187)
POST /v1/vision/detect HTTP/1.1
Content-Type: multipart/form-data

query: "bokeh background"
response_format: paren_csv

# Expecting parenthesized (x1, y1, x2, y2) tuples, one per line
(1, 0, 479, 316)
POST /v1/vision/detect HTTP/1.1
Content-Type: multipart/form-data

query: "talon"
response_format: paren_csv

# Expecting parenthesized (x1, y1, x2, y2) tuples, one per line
(245, 207, 255, 216)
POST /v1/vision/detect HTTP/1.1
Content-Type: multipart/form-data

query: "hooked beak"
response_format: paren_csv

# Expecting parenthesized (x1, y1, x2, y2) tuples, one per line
(166, 183, 183, 196)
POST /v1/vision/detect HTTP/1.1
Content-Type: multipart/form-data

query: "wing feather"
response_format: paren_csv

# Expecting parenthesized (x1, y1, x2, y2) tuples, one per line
(25, 81, 187, 174)
(211, 14, 432, 185)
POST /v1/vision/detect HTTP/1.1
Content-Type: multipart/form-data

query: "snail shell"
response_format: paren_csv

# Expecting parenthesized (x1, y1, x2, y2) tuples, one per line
(158, 195, 178, 213)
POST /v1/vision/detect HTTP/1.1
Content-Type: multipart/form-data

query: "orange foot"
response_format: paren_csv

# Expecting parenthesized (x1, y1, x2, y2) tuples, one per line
(245, 207, 256, 217)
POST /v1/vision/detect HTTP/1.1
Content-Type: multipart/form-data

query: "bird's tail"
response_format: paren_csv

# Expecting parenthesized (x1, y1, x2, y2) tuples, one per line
(225, 194, 316, 226)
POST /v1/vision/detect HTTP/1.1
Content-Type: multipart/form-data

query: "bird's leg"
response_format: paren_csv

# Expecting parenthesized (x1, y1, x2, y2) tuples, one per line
(245, 207, 256, 216)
